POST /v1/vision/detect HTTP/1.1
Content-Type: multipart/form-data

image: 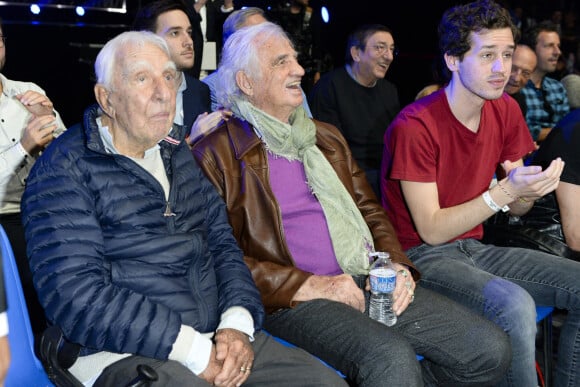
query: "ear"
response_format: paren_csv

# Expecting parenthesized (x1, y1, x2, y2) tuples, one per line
(94, 84, 114, 117)
(235, 70, 254, 96)
(444, 53, 459, 72)
(350, 46, 360, 63)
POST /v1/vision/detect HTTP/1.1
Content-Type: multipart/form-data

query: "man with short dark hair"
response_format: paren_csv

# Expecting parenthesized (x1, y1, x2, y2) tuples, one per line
(133, 0, 228, 145)
(309, 24, 400, 199)
(382, 1, 580, 385)
(521, 21, 570, 142)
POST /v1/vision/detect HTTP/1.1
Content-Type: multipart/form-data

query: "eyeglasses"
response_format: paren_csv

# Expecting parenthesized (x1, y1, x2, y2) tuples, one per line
(0, 36, 6, 48)
(370, 43, 399, 57)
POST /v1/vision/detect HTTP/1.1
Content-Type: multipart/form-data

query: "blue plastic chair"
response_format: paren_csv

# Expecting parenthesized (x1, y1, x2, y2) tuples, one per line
(268, 333, 347, 378)
(1, 226, 54, 387)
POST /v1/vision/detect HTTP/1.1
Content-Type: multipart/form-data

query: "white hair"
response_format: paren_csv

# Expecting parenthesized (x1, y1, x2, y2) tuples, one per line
(94, 30, 171, 90)
(216, 22, 292, 109)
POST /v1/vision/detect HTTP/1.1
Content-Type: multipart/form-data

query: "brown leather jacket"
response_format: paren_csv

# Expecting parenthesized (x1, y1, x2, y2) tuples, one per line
(192, 117, 419, 313)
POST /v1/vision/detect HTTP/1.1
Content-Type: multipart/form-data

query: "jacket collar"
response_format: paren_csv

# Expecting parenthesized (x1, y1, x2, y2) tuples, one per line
(225, 116, 336, 159)
(84, 104, 187, 155)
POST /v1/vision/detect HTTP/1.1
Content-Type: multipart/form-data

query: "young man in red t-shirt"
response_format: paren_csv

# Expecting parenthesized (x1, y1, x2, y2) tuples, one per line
(381, 1, 580, 386)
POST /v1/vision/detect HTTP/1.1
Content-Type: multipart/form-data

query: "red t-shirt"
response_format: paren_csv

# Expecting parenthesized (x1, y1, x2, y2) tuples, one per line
(381, 89, 535, 250)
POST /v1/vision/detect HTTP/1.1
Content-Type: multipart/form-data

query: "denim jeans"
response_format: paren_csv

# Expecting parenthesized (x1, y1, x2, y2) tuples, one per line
(407, 239, 580, 387)
(265, 284, 510, 386)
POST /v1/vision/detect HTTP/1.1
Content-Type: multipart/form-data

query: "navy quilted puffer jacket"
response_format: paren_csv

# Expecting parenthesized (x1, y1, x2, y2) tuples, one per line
(21, 105, 264, 359)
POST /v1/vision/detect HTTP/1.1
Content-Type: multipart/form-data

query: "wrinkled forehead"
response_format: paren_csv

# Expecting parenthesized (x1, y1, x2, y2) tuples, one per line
(115, 42, 174, 79)
(255, 33, 295, 57)
(513, 46, 537, 66)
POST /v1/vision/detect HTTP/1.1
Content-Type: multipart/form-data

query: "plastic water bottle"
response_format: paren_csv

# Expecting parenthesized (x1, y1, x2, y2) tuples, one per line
(368, 252, 397, 326)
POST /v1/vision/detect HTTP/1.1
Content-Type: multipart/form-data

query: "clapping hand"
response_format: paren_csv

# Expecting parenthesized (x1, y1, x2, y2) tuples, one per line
(502, 158, 564, 201)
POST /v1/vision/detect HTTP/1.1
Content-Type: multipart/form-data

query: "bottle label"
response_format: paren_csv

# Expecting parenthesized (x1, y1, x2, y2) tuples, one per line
(369, 268, 396, 293)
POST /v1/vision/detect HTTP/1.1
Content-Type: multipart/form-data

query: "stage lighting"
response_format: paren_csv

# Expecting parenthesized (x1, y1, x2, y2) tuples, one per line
(321, 6, 330, 23)
(30, 3, 41, 15)
(75, 6, 85, 16)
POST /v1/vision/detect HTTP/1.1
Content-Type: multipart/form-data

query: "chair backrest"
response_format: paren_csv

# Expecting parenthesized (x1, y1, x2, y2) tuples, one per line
(1, 225, 53, 386)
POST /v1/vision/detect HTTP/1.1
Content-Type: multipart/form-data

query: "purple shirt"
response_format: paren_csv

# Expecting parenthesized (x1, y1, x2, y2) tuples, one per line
(268, 153, 342, 275)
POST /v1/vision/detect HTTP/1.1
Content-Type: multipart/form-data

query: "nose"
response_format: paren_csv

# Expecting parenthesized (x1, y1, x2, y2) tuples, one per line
(154, 76, 174, 102)
(183, 34, 193, 48)
(493, 57, 508, 73)
(293, 58, 305, 77)
(382, 50, 393, 61)
(510, 67, 522, 79)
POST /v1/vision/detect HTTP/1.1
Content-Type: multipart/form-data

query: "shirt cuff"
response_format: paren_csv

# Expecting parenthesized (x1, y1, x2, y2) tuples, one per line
(217, 306, 255, 341)
(169, 325, 213, 375)
(0, 312, 8, 337)
(220, 5, 234, 12)
(16, 141, 31, 159)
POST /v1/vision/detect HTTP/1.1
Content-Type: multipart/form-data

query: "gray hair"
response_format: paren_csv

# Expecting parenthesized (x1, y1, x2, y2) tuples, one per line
(216, 22, 291, 109)
(222, 7, 265, 44)
(94, 30, 171, 90)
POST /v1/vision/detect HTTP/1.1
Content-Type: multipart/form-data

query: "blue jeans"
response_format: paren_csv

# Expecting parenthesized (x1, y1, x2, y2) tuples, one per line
(265, 284, 510, 386)
(407, 239, 580, 387)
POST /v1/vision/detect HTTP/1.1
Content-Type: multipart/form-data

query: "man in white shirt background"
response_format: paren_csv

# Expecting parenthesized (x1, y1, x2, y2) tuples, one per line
(0, 16, 66, 337)
(189, 0, 234, 79)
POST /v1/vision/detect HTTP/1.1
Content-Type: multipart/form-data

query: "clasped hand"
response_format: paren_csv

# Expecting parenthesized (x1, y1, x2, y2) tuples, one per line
(16, 91, 54, 117)
(16, 91, 58, 155)
(200, 328, 254, 387)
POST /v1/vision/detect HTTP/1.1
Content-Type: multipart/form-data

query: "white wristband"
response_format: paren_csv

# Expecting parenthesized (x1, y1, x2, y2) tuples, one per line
(482, 191, 509, 213)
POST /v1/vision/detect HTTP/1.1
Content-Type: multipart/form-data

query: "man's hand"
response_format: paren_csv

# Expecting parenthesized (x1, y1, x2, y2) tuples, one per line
(364, 263, 414, 316)
(502, 158, 564, 201)
(293, 274, 365, 312)
(213, 328, 254, 387)
(199, 345, 223, 385)
(186, 110, 232, 147)
(19, 115, 57, 155)
(391, 263, 415, 316)
(16, 91, 54, 117)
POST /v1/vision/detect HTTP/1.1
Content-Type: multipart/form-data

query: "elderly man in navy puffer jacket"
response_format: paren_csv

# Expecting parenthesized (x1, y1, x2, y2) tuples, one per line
(20, 30, 347, 387)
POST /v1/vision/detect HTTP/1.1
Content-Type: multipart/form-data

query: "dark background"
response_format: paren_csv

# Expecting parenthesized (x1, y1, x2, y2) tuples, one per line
(0, 0, 575, 126)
